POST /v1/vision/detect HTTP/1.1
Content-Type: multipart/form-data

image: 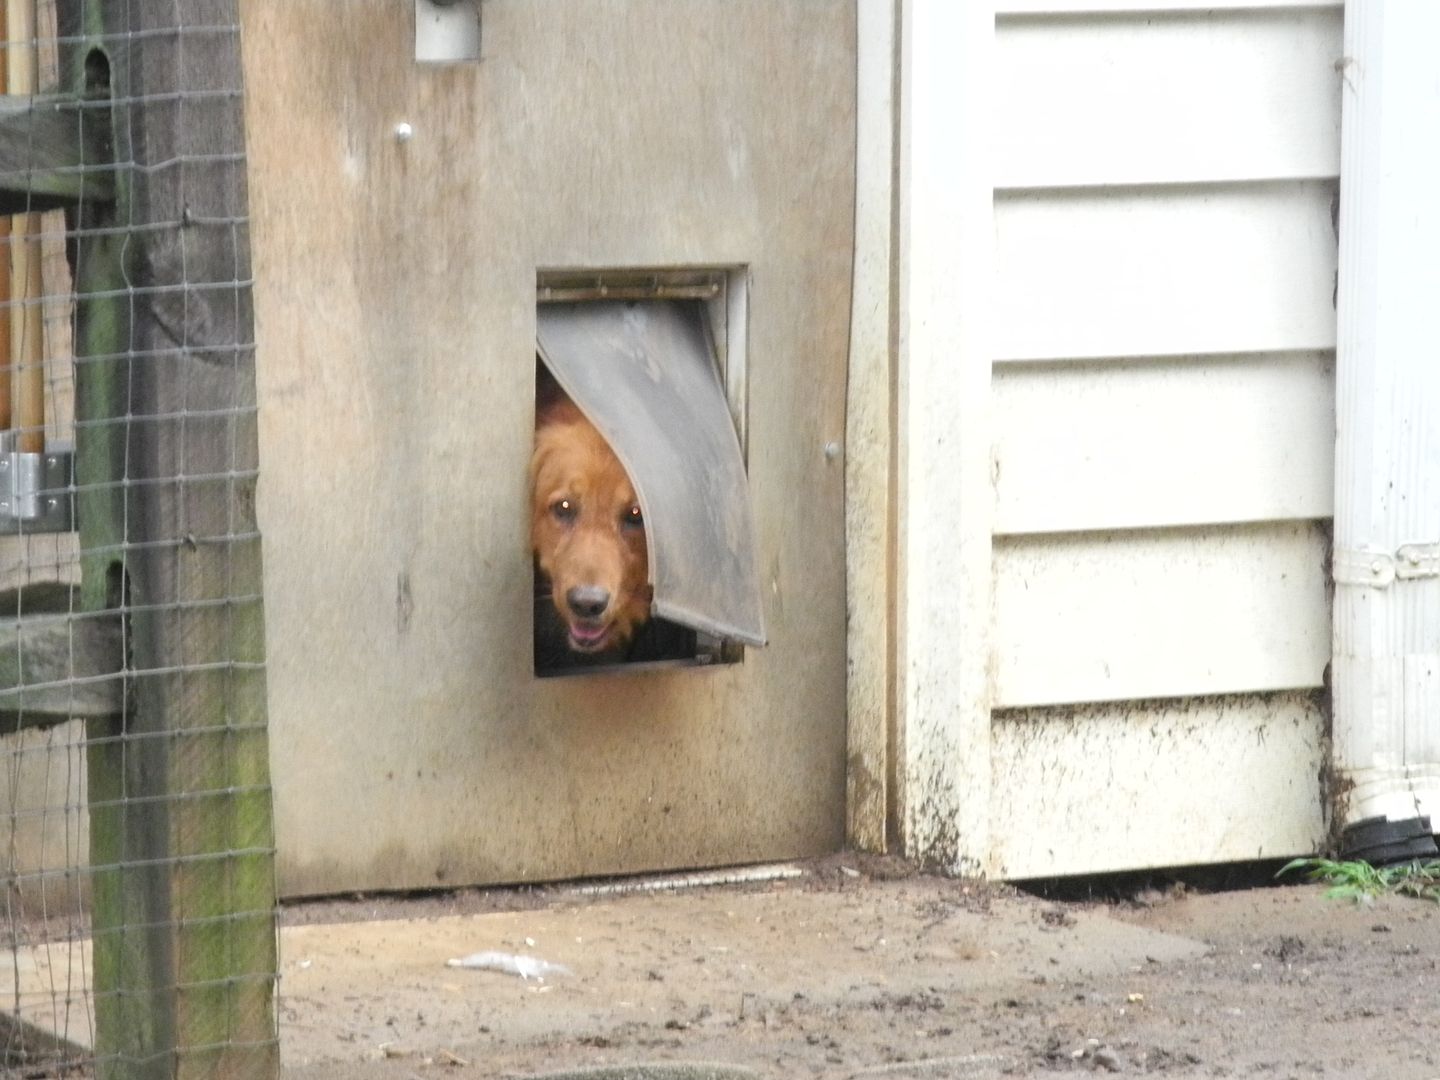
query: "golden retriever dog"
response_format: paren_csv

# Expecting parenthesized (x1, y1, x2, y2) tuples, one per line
(531, 391, 653, 657)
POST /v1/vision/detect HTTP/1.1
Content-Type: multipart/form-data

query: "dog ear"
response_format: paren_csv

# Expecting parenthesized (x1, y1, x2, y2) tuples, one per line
(535, 357, 569, 421)
(528, 430, 560, 556)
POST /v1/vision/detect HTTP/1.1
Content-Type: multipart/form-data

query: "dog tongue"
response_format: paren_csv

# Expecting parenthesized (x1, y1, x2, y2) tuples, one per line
(571, 623, 607, 646)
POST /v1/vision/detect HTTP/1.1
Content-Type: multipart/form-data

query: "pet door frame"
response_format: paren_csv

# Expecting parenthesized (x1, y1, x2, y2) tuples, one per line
(535, 266, 760, 666)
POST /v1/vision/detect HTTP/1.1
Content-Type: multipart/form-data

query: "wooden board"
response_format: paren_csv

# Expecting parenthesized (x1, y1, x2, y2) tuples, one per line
(996, 6, 1341, 188)
(994, 521, 1331, 709)
(993, 352, 1335, 534)
(0, 610, 122, 723)
(244, 1, 855, 895)
(893, 2, 997, 873)
(844, 0, 897, 853)
(990, 692, 1327, 878)
(993, 181, 1338, 361)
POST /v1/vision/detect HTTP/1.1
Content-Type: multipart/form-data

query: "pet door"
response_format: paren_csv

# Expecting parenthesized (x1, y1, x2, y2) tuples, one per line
(535, 297, 766, 656)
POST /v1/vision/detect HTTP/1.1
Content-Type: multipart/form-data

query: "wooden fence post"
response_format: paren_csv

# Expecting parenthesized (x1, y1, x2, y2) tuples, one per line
(63, 2, 279, 1076)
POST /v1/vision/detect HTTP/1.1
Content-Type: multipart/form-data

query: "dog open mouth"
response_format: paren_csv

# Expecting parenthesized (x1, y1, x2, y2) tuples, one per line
(566, 619, 614, 653)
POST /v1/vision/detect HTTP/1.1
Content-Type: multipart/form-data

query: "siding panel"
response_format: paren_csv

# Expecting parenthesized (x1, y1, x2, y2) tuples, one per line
(996, 8, 1341, 188)
(993, 352, 1336, 534)
(994, 182, 1338, 362)
(991, 692, 1327, 878)
(994, 522, 1331, 708)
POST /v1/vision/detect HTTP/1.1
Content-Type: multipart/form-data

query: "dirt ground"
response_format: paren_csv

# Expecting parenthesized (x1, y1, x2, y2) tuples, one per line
(277, 856, 1440, 1080)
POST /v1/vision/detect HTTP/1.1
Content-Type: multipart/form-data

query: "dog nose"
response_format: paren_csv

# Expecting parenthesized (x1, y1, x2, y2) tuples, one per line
(566, 585, 610, 619)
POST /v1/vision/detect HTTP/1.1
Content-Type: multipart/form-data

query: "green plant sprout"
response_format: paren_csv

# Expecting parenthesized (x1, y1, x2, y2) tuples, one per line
(1278, 857, 1440, 903)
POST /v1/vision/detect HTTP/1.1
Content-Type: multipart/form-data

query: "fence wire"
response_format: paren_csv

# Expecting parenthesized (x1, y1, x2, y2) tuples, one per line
(0, 2, 277, 1076)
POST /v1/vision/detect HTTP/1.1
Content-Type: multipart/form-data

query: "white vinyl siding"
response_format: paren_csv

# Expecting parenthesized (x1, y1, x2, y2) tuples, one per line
(991, 693, 1326, 878)
(993, 183, 1337, 362)
(996, 9, 1341, 188)
(994, 523, 1331, 708)
(984, 1, 1340, 874)
(993, 353, 1335, 534)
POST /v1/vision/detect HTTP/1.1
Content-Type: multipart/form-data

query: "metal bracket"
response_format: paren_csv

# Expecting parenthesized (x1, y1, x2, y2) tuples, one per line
(0, 435, 74, 534)
(1334, 548, 1394, 588)
(415, 0, 481, 63)
(1335, 543, 1440, 588)
(1395, 542, 1440, 580)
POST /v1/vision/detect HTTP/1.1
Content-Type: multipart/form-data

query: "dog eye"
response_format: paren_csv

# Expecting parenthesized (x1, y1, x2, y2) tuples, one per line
(622, 505, 644, 529)
(551, 498, 577, 522)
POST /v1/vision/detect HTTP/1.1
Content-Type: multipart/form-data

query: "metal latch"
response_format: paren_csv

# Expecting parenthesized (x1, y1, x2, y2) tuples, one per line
(0, 434, 74, 534)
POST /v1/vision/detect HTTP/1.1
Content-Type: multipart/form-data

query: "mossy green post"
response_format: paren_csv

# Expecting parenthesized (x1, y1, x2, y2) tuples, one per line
(59, 3, 279, 1077)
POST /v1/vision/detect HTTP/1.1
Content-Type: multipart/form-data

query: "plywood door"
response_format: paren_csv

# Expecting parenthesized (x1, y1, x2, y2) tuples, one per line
(242, 1, 855, 894)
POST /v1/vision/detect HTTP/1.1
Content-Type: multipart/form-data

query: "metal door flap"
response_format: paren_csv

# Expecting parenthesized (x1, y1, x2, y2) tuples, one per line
(537, 300, 766, 647)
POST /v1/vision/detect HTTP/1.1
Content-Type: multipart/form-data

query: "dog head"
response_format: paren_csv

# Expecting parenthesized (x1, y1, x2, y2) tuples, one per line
(531, 397, 652, 654)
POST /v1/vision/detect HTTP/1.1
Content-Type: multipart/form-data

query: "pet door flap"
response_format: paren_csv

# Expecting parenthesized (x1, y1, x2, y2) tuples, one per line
(537, 301, 766, 647)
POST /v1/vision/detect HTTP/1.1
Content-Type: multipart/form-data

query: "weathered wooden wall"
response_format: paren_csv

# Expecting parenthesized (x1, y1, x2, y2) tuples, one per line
(242, 1, 855, 895)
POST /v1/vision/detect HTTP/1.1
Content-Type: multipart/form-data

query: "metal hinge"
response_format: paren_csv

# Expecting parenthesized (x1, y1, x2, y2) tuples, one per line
(0, 435, 74, 534)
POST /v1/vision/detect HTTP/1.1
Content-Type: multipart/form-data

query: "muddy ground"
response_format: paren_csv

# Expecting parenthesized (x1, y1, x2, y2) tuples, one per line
(278, 856, 1440, 1080)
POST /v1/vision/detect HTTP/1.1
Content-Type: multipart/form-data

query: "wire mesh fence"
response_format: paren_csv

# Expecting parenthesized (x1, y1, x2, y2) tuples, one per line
(0, 2, 278, 1077)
